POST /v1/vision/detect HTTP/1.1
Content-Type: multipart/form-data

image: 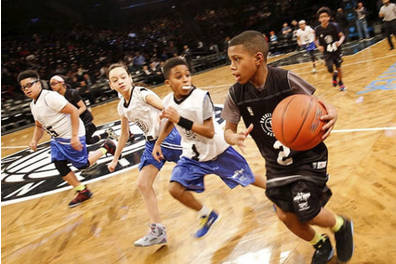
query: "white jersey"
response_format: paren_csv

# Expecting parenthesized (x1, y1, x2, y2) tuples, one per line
(296, 26, 315, 45)
(117, 86, 163, 140)
(163, 88, 229, 162)
(30, 89, 85, 138)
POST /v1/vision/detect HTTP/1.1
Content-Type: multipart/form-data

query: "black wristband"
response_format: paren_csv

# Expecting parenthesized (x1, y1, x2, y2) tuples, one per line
(178, 116, 193, 130)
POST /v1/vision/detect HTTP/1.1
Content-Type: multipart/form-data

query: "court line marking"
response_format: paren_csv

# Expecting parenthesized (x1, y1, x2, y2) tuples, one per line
(2, 126, 396, 151)
(332, 127, 396, 133)
(199, 54, 396, 89)
(2, 125, 395, 206)
(1, 163, 140, 206)
(292, 53, 396, 74)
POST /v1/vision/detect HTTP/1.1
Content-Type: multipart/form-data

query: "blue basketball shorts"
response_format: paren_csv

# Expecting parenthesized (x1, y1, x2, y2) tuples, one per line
(139, 127, 182, 171)
(170, 146, 255, 193)
(306, 42, 316, 51)
(51, 136, 89, 169)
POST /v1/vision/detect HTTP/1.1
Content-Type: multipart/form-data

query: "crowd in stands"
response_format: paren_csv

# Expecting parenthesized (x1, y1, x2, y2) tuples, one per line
(1, 0, 383, 133)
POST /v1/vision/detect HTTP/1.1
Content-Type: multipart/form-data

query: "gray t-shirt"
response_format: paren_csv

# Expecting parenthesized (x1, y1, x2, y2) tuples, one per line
(380, 3, 396, 21)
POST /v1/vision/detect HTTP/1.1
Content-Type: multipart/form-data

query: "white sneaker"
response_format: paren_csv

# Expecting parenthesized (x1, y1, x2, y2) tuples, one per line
(312, 68, 317, 73)
(134, 224, 167, 247)
(105, 128, 119, 141)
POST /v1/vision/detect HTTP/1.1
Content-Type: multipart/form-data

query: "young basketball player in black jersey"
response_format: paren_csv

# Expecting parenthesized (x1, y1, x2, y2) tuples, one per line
(315, 7, 346, 91)
(221, 31, 353, 264)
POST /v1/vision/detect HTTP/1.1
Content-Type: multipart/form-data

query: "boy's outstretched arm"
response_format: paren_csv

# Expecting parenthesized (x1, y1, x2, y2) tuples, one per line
(161, 106, 215, 139)
(152, 119, 174, 162)
(224, 122, 253, 154)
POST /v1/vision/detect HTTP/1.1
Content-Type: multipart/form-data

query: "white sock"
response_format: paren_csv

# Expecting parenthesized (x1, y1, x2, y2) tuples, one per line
(198, 206, 210, 218)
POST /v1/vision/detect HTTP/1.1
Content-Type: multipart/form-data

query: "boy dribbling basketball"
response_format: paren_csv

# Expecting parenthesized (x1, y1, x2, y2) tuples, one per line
(221, 30, 353, 264)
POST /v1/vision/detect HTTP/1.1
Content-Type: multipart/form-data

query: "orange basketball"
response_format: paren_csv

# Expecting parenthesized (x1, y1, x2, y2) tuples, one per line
(272, 94, 327, 151)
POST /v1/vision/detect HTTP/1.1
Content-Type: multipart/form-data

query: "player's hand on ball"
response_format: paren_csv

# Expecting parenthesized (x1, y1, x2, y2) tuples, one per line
(319, 100, 337, 140)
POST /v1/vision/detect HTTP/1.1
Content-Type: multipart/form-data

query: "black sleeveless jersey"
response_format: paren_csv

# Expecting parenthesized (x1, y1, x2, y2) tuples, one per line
(65, 89, 93, 124)
(229, 66, 328, 188)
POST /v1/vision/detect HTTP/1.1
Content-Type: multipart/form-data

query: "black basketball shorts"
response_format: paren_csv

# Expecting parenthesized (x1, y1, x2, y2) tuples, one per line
(266, 180, 332, 222)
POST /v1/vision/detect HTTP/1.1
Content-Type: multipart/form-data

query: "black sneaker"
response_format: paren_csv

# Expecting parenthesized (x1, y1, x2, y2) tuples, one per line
(334, 217, 354, 262)
(68, 188, 92, 208)
(103, 139, 116, 156)
(311, 234, 334, 264)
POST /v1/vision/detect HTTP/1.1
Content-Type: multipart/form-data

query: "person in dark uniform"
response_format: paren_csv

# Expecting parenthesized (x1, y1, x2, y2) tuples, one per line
(315, 7, 347, 91)
(49, 75, 117, 145)
(221, 30, 354, 264)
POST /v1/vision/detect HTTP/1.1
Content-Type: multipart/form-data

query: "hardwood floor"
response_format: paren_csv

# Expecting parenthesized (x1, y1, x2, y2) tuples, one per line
(2, 39, 396, 264)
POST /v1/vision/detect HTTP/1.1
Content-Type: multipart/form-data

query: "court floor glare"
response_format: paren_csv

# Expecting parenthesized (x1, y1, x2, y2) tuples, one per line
(2, 39, 396, 264)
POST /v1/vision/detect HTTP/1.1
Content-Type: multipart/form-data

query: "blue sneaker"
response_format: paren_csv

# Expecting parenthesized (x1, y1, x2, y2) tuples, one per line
(195, 210, 219, 238)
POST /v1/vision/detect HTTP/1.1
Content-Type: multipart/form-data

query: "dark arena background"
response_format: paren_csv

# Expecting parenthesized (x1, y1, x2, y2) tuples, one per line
(2, 0, 396, 263)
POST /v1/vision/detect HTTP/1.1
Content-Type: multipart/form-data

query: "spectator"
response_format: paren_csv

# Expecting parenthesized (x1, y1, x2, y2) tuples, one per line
(281, 22, 292, 40)
(269, 30, 278, 43)
(133, 51, 146, 67)
(379, 0, 396, 50)
(181, 45, 193, 72)
(335, 8, 350, 41)
(355, 2, 370, 40)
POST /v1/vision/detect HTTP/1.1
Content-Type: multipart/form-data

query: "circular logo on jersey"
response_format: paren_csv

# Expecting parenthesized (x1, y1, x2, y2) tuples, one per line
(134, 119, 149, 134)
(324, 35, 333, 44)
(1, 105, 225, 205)
(260, 113, 274, 137)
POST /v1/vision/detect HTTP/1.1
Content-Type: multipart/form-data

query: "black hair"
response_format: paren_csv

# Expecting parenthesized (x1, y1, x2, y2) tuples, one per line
(17, 70, 40, 83)
(163, 57, 189, 80)
(317, 7, 332, 17)
(228, 30, 269, 59)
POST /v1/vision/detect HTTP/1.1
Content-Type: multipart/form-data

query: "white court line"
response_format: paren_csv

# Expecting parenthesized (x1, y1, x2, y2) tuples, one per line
(2, 126, 395, 206)
(332, 127, 396, 133)
(1, 163, 140, 206)
(350, 38, 385, 56)
(292, 53, 396, 74)
(1, 145, 29, 149)
(199, 54, 396, 89)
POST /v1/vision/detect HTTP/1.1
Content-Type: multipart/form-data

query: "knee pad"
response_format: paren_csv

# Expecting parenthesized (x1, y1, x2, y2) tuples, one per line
(327, 65, 333, 73)
(54, 160, 71, 177)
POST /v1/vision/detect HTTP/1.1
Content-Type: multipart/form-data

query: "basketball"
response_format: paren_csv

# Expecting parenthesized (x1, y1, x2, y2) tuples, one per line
(272, 94, 327, 151)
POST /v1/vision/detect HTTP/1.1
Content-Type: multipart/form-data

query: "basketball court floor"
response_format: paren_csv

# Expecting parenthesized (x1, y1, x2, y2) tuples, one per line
(2, 39, 396, 263)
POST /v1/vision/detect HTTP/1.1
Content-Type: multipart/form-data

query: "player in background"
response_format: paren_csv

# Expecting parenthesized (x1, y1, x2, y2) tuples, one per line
(49, 75, 118, 145)
(315, 7, 347, 91)
(106, 63, 182, 247)
(222, 30, 353, 263)
(296, 20, 318, 73)
(17, 70, 117, 208)
(152, 57, 267, 238)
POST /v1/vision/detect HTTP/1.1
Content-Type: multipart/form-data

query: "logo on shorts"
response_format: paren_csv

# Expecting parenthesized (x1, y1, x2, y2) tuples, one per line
(260, 113, 274, 137)
(293, 192, 311, 211)
(0, 105, 225, 205)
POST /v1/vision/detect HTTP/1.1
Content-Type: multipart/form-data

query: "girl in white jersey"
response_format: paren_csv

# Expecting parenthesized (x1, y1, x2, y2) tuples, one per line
(106, 63, 182, 247)
(17, 70, 116, 208)
(153, 57, 266, 238)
